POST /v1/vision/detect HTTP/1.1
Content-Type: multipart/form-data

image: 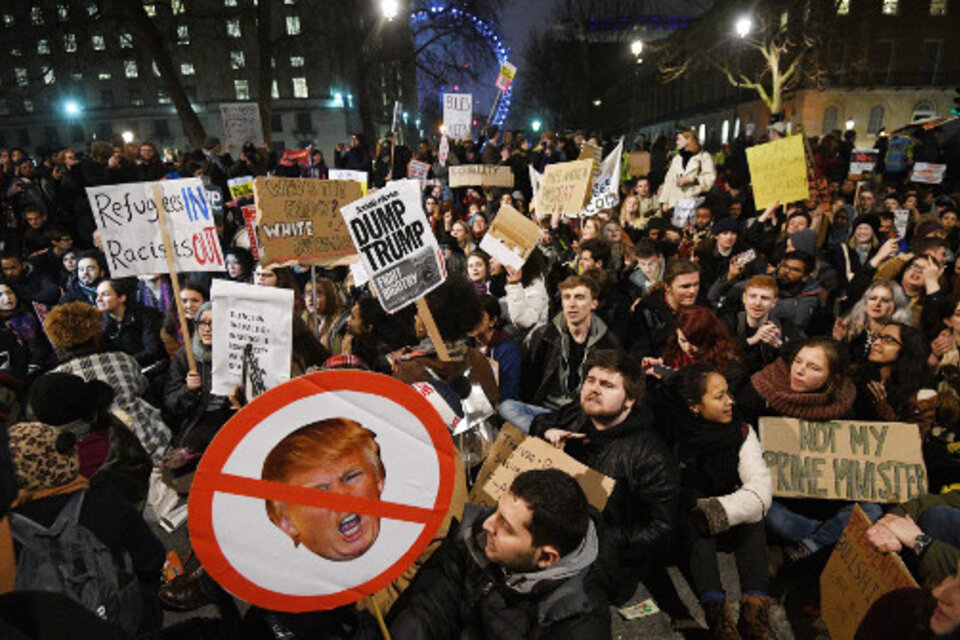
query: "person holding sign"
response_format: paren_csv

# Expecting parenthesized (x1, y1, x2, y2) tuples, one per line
(658, 129, 716, 213)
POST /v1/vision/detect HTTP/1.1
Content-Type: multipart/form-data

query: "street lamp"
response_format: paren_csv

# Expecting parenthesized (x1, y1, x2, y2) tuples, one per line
(735, 16, 752, 39)
(631, 39, 643, 57)
(845, 119, 856, 130)
(63, 99, 81, 117)
(121, 131, 135, 144)
(531, 119, 542, 133)
(381, 0, 399, 20)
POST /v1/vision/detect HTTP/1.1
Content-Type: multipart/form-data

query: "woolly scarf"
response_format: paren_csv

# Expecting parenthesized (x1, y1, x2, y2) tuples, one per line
(750, 359, 856, 421)
(677, 410, 746, 499)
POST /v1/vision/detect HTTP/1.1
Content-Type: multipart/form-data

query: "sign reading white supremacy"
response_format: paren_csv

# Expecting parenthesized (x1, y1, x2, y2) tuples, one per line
(220, 102, 264, 147)
(86, 177, 225, 277)
(211, 279, 293, 396)
(341, 180, 445, 313)
(443, 93, 472, 140)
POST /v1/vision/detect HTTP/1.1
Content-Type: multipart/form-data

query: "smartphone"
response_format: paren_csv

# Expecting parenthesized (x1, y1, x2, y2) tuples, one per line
(650, 364, 676, 378)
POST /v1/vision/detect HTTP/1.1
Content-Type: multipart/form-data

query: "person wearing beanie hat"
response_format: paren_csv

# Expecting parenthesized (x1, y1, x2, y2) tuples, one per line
(697, 217, 755, 292)
(835, 215, 879, 286)
(8, 422, 81, 492)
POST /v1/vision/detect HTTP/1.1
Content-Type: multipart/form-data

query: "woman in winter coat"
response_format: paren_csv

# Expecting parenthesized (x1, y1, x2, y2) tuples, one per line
(503, 248, 549, 331)
(658, 129, 716, 213)
(671, 364, 775, 639)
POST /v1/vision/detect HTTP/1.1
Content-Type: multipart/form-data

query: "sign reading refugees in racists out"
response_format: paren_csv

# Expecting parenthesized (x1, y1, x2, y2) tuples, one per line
(86, 177, 225, 278)
(341, 180, 446, 313)
(228, 176, 255, 200)
(820, 505, 918, 640)
(479, 203, 542, 271)
(210, 279, 293, 396)
(469, 424, 615, 512)
(220, 103, 264, 147)
(253, 177, 362, 266)
(746, 135, 810, 209)
(443, 93, 472, 140)
(536, 159, 595, 218)
(188, 371, 456, 612)
(759, 417, 927, 503)
(848, 148, 878, 180)
(447, 164, 515, 189)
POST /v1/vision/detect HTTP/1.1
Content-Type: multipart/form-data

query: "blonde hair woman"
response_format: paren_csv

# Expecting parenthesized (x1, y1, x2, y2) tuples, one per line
(659, 128, 716, 213)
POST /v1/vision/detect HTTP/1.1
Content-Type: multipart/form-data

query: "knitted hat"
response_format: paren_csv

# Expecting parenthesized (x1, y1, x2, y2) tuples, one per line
(28, 372, 115, 426)
(850, 214, 879, 236)
(43, 302, 102, 350)
(8, 422, 80, 490)
(788, 229, 819, 257)
(712, 217, 740, 235)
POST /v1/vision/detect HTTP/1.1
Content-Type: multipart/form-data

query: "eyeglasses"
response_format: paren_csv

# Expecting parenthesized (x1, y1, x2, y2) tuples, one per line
(196, 320, 212, 328)
(876, 334, 902, 347)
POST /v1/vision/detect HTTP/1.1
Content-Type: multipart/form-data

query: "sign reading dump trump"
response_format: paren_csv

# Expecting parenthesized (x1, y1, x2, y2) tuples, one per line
(760, 417, 927, 503)
(341, 180, 445, 313)
(86, 177, 225, 278)
(188, 371, 456, 612)
(746, 135, 810, 209)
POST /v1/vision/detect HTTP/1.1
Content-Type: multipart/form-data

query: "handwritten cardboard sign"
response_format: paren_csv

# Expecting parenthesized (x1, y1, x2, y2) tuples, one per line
(760, 417, 927, 503)
(86, 178, 224, 277)
(220, 103, 264, 147)
(448, 165, 514, 189)
(911, 162, 947, 184)
(341, 180, 446, 313)
(479, 203, 541, 270)
(469, 424, 615, 512)
(253, 177, 362, 267)
(443, 93, 472, 140)
(746, 135, 810, 209)
(820, 505, 918, 640)
(537, 159, 594, 218)
(849, 148, 878, 181)
(627, 151, 651, 178)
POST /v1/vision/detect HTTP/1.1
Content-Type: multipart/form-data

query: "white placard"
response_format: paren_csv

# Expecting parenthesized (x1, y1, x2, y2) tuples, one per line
(329, 169, 368, 185)
(220, 103, 264, 147)
(86, 178, 225, 277)
(443, 93, 473, 140)
(582, 137, 624, 216)
(211, 280, 293, 396)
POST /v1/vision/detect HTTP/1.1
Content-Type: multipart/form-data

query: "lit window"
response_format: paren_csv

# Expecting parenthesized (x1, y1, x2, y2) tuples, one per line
(930, 0, 948, 14)
(158, 89, 171, 104)
(3, 14, 13, 26)
(152, 62, 161, 77)
(43, 68, 55, 84)
(271, 79, 279, 99)
(290, 56, 304, 67)
(87, 4, 98, 16)
(38, 40, 50, 55)
(71, 71, 83, 81)
(867, 106, 885, 134)
(837, 0, 850, 14)
(24, 100, 33, 113)
(231, 51, 245, 69)
(171, 0, 185, 15)
(92, 35, 105, 50)
(10, 48, 20, 57)
(120, 34, 133, 48)
(99, 71, 112, 80)
(285, 0, 296, 4)
(235, 79, 250, 100)
(286, 16, 301, 35)
(181, 62, 195, 75)
(227, 19, 241, 37)
(721, 120, 730, 145)
(145, 4, 156, 16)
(225, 0, 237, 5)
(124, 60, 138, 78)
(31, 7, 43, 25)
(15, 68, 28, 87)
(177, 25, 189, 45)
(64, 33, 77, 52)
(882, 0, 898, 14)
(57, 4, 68, 20)
(293, 77, 308, 98)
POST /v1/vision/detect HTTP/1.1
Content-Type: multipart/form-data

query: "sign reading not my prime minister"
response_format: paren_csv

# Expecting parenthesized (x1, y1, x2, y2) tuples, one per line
(341, 180, 445, 313)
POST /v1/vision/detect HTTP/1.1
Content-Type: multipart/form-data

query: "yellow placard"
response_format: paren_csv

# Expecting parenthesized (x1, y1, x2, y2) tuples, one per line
(746, 135, 810, 208)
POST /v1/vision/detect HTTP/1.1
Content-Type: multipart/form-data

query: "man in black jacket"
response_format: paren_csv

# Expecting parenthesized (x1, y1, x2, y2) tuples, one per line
(530, 349, 677, 602)
(389, 469, 613, 640)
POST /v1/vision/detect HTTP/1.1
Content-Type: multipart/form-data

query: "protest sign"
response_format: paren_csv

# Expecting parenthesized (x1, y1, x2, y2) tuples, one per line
(820, 505, 918, 640)
(494, 61, 517, 93)
(672, 197, 703, 229)
(350, 260, 371, 287)
(253, 177, 362, 266)
(760, 417, 927, 503)
(86, 177, 224, 278)
(341, 180, 446, 313)
(210, 279, 293, 396)
(582, 137, 624, 217)
(408, 159, 430, 185)
(438, 135, 450, 167)
(220, 102, 264, 147)
(206, 187, 223, 219)
(627, 151, 651, 178)
(448, 164, 514, 189)
(228, 176, 254, 200)
(911, 162, 947, 184)
(478, 203, 541, 270)
(536, 159, 594, 218)
(189, 370, 456, 612)
(529, 165, 542, 213)
(849, 148, 878, 180)
(746, 135, 810, 209)
(328, 169, 368, 196)
(469, 424, 615, 512)
(280, 148, 311, 167)
(241, 204, 260, 260)
(443, 93, 472, 140)
(894, 209, 911, 239)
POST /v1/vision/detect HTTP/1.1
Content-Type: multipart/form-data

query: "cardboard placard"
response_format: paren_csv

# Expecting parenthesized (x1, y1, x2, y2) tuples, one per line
(253, 177, 362, 266)
(210, 279, 293, 396)
(848, 148, 878, 181)
(469, 424, 615, 512)
(820, 505, 918, 640)
(408, 160, 430, 185)
(494, 61, 517, 93)
(627, 151, 651, 178)
(760, 417, 927, 503)
(220, 102, 264, 147)
(340, 180, 446, 313)
(478, 203, 541, 270)
(911, 162, 947, 184)
(448, 165, 514, 189)
(86, 177, 224, 277)
(328, 169, 368, 196)
(228, 176, 254, 200)
(443, 93, 472, 140)
(536, 159, 594, 218)
(746, 135, 810, 208)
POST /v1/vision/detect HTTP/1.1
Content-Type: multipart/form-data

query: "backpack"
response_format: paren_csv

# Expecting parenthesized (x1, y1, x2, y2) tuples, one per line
(9, 489, 142, 635)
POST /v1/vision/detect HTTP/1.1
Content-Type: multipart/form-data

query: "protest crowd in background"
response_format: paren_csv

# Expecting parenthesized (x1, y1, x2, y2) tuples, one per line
(1, 116, 960, 640)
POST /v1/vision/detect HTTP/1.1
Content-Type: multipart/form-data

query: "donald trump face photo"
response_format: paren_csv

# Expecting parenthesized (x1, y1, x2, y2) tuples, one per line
(263, 417, 385, 561)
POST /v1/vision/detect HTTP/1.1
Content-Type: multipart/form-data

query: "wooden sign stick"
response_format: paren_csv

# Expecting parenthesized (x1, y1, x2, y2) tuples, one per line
(415, 297, 450, 361)
(367, 596, 392, 640)
(151, 184, 197, 373)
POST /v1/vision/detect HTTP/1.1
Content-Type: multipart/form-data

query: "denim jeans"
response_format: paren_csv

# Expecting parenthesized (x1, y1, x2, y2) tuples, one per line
(766, 500, 883, 553)
(918, 505, 960, 546)
(498, 399, 552, 433)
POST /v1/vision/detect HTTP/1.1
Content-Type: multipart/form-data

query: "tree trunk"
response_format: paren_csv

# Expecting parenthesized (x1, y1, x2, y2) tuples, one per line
(256, 0, 273, 146)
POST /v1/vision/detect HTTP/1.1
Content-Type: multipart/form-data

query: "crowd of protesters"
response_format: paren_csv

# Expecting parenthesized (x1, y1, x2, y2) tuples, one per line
(0, 118, 959, 640)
